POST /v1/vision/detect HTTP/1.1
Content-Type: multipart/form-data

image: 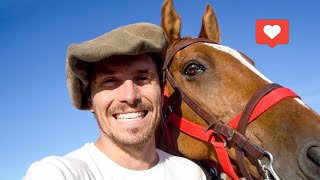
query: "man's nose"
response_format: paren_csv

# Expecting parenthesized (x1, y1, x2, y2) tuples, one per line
(118, 80, 141, 105)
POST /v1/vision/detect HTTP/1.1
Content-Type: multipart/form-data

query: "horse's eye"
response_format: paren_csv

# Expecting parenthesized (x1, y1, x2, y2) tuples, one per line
(184, 62, 206, 77)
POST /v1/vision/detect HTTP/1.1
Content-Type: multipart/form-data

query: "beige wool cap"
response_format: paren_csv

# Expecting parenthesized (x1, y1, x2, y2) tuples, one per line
(66, 22, 168, 110)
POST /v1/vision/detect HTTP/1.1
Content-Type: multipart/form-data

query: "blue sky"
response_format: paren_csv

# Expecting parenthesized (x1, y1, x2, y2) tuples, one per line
(1, 0, 319, 179)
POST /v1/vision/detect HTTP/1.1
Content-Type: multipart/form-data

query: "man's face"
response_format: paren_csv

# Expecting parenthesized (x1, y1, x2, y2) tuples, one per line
(89, 54, 162, 149)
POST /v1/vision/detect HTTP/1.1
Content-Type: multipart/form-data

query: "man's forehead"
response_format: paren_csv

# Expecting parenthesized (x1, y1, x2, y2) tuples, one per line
(92, 54, 156, 73)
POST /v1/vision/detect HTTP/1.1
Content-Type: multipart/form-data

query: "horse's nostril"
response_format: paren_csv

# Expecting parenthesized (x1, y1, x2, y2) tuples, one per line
(307, 146, 320, 167)
(299, 145, 320, 179)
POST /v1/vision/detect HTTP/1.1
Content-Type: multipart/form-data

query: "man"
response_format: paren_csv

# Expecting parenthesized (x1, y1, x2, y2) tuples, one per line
(24, 23, 207, 180)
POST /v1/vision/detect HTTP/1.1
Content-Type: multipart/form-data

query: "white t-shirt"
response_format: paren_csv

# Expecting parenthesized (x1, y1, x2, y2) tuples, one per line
(24, 143, 206, 180)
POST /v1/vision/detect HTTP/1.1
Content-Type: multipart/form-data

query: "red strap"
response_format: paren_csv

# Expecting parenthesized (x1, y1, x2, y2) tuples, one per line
(213, 143, 240, 180)
(168, 112, 240, 179)
(163, 86, 300, 179)
(163, 86, 169, 111)
(228, 87, 300, 128)
(168, 112, 216, 143)
(164, 86, 239, 178)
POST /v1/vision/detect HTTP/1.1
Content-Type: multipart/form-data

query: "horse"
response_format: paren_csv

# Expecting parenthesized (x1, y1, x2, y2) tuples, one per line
(157, 0, 320, 179)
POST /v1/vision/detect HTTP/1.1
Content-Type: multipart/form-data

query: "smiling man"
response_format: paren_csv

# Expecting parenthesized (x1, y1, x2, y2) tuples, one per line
(24, 23, 206, 180)
(90, 54, 163, 164)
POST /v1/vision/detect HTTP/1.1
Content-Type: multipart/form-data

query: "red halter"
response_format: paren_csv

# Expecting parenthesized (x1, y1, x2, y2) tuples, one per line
(162, 38, 301, 180)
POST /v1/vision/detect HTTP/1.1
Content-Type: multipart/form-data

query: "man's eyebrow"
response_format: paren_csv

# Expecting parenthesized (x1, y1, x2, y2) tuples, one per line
(102, 69, 117, 75)
(95, 68, 153, 76)
(136, 69, 153, 74)
(94, 69, 116, 76)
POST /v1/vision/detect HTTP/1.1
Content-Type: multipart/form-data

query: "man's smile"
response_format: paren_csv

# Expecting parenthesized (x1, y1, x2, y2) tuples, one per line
(113, 111, 147, 123)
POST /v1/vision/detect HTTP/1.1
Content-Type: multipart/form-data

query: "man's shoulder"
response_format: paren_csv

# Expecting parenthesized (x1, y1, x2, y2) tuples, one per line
(64, 143, 92, 159)
(157, 148, 197, 165)
(23, 156, 85, 180)
(23, 143, 96, 180)
(156, 149, 207, 179)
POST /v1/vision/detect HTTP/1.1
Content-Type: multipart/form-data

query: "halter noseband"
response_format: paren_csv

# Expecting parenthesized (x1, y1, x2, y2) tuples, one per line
(162, 38, 300, 180)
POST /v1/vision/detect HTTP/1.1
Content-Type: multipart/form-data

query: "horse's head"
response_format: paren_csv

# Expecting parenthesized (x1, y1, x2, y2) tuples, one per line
(160, 0, 320, 179)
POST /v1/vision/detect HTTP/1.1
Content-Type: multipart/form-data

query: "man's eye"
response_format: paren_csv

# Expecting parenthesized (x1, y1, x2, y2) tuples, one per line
(102, 78, 119, 86)
(135, 75, 150, 84)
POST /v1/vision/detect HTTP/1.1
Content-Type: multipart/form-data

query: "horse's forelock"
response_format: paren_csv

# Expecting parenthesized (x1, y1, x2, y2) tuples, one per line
(168, 37, 194, 49)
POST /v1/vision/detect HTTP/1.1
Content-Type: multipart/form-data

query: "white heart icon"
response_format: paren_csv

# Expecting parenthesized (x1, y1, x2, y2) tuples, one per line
(263, 25, 281, 39)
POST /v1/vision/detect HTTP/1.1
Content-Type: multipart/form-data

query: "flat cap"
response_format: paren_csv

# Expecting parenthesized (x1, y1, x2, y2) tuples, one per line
(66, 22, 168, 110)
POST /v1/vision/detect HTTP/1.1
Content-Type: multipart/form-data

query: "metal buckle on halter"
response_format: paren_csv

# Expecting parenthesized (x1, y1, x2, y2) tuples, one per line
(226, 129, 235, 141)
(205, 121, 234, 142)
(204, 121, 228, 147)
(258, 151, 281, 180)
(213, 120, 224, 134)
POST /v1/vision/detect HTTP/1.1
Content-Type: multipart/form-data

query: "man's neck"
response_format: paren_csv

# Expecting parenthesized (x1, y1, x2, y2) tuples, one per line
(94, 136, 159, 170)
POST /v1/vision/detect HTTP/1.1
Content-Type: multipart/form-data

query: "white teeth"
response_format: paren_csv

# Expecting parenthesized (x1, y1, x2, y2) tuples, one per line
(115, 112, 145, 122)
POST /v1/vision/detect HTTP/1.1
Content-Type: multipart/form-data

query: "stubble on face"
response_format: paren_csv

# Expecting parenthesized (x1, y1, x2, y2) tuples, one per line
(94, 101, 161, 150)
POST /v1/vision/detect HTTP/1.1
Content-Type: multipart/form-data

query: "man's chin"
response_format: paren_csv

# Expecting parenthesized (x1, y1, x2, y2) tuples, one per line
(112, 131, 154, 149)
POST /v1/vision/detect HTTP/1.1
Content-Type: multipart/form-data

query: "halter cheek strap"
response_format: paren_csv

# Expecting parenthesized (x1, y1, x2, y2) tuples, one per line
(163, 38, 214, 71)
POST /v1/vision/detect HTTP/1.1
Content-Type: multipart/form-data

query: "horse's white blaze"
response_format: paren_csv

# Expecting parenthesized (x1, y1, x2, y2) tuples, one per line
(205, 43, 309, 109)
(295, 98, 310, 109)
(205, 43, 272, 82)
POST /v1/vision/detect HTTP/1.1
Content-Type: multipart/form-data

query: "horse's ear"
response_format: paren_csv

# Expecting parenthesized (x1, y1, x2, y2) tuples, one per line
(161, 0, 181, 44)
(199, 4, 220, 44)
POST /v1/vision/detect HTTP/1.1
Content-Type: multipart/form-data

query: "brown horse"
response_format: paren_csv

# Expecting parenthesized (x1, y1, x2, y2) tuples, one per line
(158, 0, 320, 179)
